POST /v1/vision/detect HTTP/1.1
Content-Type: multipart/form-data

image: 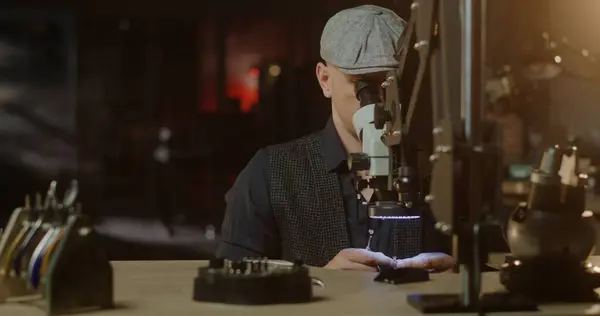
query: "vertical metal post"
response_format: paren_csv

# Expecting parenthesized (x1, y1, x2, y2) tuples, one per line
(459, 1, 473, 305)
(459, 0, 486, 308)
(460, 0, 472, 135)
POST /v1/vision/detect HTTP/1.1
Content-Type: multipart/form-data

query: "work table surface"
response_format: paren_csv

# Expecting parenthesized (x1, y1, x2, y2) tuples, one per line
(1, 256, 600, 315)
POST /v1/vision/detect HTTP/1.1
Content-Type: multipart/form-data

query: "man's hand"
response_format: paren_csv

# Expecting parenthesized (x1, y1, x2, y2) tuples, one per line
(395, 252, 455, 271)
(325, 248, 396, 271)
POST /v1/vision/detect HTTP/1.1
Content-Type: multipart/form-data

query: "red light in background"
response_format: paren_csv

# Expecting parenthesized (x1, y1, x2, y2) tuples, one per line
(225, 67, 260, 113)
(226, 82, 258, 113)
(248, 67, 260, 79)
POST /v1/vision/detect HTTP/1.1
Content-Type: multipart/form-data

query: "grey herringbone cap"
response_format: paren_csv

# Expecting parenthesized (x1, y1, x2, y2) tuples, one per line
(320, 5, 406, 75)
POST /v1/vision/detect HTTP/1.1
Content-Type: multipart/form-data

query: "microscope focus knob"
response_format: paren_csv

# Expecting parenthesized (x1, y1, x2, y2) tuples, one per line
(348, 153, 371, 171)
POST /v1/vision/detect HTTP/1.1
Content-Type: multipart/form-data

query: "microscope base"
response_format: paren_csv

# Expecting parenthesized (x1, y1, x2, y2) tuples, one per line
(406, 293, 538, 313)
(374, 267, 429, 284)
(500, 255, 600, 302)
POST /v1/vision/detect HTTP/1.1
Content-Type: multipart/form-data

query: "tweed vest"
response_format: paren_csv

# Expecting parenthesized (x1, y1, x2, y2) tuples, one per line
(266, 130, 422, 267)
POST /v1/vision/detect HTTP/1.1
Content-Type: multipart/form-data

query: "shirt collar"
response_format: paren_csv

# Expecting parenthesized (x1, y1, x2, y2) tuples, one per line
(322, 116, 348, 172)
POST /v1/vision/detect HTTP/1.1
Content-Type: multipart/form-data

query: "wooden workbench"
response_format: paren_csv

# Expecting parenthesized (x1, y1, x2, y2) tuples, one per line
(1, 256, 600, 316)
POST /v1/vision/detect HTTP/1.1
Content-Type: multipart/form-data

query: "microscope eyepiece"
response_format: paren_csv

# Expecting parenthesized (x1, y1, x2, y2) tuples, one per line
(354, 80, 381, 107)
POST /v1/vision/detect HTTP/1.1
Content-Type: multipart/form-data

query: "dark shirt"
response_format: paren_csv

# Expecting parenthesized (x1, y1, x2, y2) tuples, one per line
(217, 117, 446, 260)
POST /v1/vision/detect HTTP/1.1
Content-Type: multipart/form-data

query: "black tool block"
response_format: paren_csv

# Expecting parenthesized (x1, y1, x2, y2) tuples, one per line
(193, 258, 313, 305)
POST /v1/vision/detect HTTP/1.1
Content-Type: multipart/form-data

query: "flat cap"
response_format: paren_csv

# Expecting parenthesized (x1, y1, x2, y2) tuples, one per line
(320, 5, 406, 75)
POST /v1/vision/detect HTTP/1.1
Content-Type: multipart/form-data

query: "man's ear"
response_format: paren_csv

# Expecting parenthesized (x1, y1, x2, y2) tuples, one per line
(316, 62, 332, 98)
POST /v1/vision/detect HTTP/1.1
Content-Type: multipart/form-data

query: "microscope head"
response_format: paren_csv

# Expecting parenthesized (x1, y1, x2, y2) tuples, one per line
(352, 79, 387, 138)
(527, 144, 587, 213)
(506, 143, 595, 263)
(349, 80, 422, 220)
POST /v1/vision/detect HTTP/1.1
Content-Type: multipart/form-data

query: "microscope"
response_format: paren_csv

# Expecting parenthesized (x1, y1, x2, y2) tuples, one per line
(355, 0, 600, 313)
(347, 0, 436, 284)
(350, 80, 422, 220)
(501, 144, 600, 301)
(350, 71, 430, 284)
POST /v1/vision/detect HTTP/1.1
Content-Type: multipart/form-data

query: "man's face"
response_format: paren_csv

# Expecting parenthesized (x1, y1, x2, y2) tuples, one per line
(316, 62, 387, 137)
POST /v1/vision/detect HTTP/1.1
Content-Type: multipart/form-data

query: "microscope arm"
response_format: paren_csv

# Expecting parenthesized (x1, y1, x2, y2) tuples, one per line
(381, 0, 460, 226)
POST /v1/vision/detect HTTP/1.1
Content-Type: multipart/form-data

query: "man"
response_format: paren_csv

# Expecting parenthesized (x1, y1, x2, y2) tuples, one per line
(217, 5, 453, 272)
